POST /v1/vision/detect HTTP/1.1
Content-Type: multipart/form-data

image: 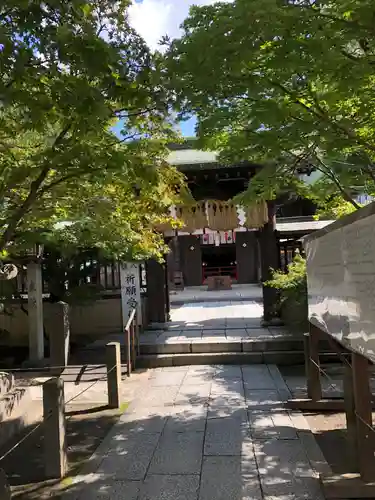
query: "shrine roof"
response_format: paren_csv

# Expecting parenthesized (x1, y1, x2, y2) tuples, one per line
(276, 217, 334, 236)
(166, 140, 257, 171)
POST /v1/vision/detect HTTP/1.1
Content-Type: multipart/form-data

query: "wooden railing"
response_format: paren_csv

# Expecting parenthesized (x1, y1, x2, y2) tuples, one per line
(125, 307, 140, 376)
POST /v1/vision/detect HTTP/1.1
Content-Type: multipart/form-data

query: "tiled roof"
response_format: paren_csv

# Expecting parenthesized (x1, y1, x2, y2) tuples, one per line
(276, 219, 334, 234)
(167, 148, 218, 166)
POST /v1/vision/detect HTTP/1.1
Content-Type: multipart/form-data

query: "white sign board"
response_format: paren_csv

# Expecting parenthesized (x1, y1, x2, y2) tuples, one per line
(120, 262, 142, 328)
(305, 204, 375, 362)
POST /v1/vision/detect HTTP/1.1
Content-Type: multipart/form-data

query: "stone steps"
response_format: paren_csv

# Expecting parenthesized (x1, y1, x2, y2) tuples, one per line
(137, 350, 344, 368)
(73, 336, 340, 368)
(136, 350, 306, 368)
(139, 338, 303, 355)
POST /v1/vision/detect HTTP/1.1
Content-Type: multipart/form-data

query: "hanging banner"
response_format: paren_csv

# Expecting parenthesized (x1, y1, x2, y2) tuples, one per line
(202, 233, 210, 245)
(120, 262, 142, 328)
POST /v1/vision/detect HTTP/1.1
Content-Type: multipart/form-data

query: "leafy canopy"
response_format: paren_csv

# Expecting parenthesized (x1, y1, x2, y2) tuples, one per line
(0, 0, 182, 260)
(163, 0, 375, 213)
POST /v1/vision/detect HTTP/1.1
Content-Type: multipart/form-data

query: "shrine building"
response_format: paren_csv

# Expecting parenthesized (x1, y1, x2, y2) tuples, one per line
(163, 141, 331, 287)
(145, 140, 333, 323)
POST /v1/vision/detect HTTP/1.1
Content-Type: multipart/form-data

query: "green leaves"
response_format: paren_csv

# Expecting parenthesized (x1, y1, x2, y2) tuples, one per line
(0, 0, 181, 259)
(164, 0, 375, 210)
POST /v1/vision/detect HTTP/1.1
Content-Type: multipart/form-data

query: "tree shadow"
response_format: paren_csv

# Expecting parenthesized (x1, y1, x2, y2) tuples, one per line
(1, 364, 359, 500)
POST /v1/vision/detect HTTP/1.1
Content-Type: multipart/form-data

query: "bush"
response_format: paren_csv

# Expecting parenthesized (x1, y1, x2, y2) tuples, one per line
(266, 252, 308, 332)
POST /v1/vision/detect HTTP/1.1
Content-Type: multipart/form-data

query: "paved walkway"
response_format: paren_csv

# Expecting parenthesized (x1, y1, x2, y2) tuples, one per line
(139, 300, 297, 356)
(69, 365, 325, 500)
(170, 284, 263, 304)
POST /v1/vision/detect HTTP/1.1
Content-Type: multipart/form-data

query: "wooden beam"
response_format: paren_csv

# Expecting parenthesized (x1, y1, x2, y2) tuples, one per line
(343, 362, 359, 471)
(352, 352, 375, 483)
(320, 473, 375, 499)
(286, 398, 348, 411)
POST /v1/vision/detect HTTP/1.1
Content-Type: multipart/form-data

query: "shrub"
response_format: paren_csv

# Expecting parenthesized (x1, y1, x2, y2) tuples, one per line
(266, 252, 308, 332)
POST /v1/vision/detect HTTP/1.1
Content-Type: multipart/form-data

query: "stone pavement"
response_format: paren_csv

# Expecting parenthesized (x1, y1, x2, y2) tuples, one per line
(170, 284, 263, 305)
(139, 300, 300, 358)
(68, 364, 325, 500)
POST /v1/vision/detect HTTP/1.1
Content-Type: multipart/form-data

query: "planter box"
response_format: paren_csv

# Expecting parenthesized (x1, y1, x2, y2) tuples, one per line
(281, 298, 308, 333)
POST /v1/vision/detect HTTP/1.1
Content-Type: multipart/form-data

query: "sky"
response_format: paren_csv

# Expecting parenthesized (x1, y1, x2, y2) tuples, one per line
(126, 0, 232, 137)
(128, 0, 232, 52)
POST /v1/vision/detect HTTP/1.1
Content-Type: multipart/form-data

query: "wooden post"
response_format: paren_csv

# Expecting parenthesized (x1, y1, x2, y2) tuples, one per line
(131, 321, 136, 370)
(106, 342, 121, 409)
(146, 259, 167, 324)
(43, 377, 67, 479)
(343, 361, 359, 471)
(0, 469, 11, 500)
(352, 352, 375, 482)
(164, 255, 171, 321)
(305, 326, 322, 401)
(126, 323, 131, 377)
(259, 201, 279, 322)
(135, 315, 140, 356)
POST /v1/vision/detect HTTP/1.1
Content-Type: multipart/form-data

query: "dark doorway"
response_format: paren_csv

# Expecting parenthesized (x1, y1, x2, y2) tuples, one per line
(201, 244, 237, 282)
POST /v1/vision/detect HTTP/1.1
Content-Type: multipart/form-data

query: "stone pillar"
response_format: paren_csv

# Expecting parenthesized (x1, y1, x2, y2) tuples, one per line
(27, 261, 44, 362)
(258, 201, 279, 322)
(48, 302, 70, 374)
(43, 377, 67, 479)
(106, 342, 121, 409)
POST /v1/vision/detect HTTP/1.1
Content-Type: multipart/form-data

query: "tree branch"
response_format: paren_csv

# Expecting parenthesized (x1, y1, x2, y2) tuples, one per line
(269, 79, 375, 154)
(0, 123, 72, 250)
(312, 155, 361, 209)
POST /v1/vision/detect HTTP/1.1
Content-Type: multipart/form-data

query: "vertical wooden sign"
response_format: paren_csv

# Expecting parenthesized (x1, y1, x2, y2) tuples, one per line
(120, 262, 142, 328)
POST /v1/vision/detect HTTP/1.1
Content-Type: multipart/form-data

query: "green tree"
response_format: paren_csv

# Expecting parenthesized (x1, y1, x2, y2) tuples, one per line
(0, 0, 182, 260)
(163, 0, 375, 209)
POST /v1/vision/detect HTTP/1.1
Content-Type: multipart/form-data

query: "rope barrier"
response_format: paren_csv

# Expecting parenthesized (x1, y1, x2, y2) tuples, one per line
(309, 356, 375, 436)
(0, 363, 119, 463)
(0, 307, 139, 465)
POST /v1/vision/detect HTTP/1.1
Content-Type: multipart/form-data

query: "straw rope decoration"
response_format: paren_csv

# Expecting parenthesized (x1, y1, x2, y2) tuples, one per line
(206, 200, 238, 231)
(244, 201, 268, 229)
(177, 202, 207, 233)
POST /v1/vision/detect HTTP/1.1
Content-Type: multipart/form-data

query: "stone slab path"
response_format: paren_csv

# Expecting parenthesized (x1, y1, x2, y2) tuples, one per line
(169, 284, 263, 305)
(69, 365, 325, 500)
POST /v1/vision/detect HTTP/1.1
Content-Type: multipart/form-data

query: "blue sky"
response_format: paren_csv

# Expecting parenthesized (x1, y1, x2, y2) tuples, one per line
(179, 116, 197, 137)
(113, 1, 231, 139)
(112, 115, 196, 138)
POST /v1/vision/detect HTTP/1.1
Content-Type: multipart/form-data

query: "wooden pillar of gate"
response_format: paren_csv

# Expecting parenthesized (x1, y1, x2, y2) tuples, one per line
(146, 259, 168, 324)
(258, 201, 279, 322)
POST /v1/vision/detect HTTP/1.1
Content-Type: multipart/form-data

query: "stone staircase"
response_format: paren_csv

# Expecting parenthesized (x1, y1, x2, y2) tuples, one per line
(72, 328, 340, 369)
(0, 372, 42, 448)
